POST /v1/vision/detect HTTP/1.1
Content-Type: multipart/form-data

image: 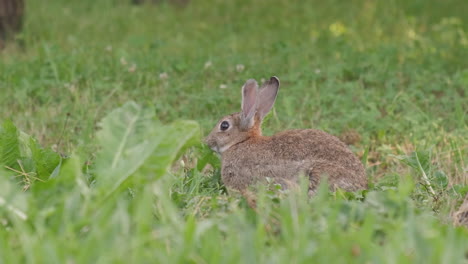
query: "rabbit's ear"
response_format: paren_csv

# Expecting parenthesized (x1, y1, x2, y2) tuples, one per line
(257, 76, 280, 120)
(241, 79, 258, 129)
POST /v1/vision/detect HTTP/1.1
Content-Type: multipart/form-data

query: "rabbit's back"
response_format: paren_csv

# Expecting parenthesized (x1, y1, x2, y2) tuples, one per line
(271, 129, 362, 169)
(221, 129, 367, 192)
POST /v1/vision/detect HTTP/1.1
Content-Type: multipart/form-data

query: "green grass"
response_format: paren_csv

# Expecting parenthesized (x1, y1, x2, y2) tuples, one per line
(1, 0, 467, 263)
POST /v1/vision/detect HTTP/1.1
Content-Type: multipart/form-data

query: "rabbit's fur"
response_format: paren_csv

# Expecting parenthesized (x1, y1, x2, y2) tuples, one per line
(453, 194, 468, 228)
(205, 77, 367, 195)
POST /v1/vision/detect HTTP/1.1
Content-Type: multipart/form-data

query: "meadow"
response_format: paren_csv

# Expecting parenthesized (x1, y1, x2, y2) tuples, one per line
(0, 0, 467, 263)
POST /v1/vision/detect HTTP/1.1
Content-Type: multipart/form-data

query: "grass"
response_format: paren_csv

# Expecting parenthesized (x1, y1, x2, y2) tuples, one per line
(0, 0, 467, 263)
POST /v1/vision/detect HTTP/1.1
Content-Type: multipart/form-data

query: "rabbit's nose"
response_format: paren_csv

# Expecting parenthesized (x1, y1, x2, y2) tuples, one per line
(204, 135, 217, 150)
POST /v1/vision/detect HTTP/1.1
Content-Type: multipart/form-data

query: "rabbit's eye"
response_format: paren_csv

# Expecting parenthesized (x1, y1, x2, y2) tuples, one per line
(220, 121, 230, 131)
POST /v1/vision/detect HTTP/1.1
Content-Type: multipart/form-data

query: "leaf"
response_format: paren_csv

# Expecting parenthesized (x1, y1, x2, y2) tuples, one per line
(61, 155, 91, 197)
(196, 144, 220, 171)
(432, 170, 448, 188)
(1, 120, 62, 192)
(394, 150, 435, 195)
(93, 101, 200, 199)
(0, 121, 38, 178)
(0, 120, 21, 169)
(48, 154, 90, 197)
(137, 120, 200, 177)
(29, 138, 61, 180)
(395, 150, 431, 172)
(29, 154, 91, 217)
(94, 102, 160, 196)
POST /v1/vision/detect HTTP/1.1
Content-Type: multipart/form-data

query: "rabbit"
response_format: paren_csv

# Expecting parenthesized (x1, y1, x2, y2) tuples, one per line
(205, 76, 367, 197)
(453, 194, 468, 228)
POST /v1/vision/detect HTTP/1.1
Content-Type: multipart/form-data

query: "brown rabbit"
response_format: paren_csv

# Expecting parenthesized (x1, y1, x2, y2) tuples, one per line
(205, 77, 367, 196)
(453, 194, 468, 228)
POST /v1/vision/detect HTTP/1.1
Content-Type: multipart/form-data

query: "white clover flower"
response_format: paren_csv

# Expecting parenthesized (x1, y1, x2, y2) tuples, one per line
(120, 57, 127, 65)
(236, 64, 245, 72)
(128, 64, 137, 73)
(159, 72, 169, 80)
(219, 84, 227, 89)
(204, 61, 212, 69)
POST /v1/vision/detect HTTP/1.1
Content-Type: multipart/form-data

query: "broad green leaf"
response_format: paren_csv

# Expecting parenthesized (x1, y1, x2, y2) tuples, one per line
(196, 144, 220, 171)
(34, 155, 91, 219)
(17, 130, 33, 158)
(94, 101, 200, 199)
(0, 121, 37, 178)
(1, 120, 62, 192)
(30, 138, 61, 180)
(395, 150, 431, 172)
(0, 120, 21, 169)
(138, 120, 200, 177)
(30, 154, 87, 203)
(58, 155, 90, 197)
(94, 101, 160, 196)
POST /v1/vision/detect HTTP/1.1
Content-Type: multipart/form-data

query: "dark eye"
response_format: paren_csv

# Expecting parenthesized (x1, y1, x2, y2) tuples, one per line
(220, 121, 230, 131)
